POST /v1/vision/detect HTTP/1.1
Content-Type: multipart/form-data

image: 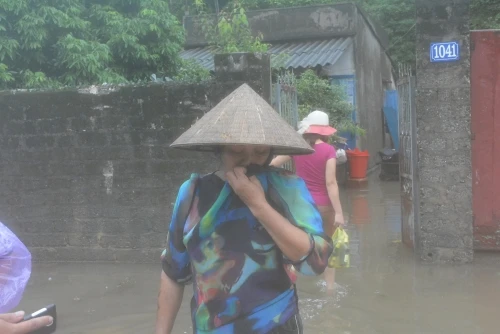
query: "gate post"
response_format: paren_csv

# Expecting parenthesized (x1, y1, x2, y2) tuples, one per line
(415, 0, 473, 263)
(213, 53, 272, 104)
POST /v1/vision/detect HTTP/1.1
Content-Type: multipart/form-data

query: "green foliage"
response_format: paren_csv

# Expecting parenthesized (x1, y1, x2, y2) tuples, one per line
(239, 0, 331, 9)
(173, 59, 212, 83)
(295, 70, 365, 137)
(235, 0, 500, 67)
(21, 70, 61, 89)
(360, 0, 500, 65)
(173, 0, 269, 84)
(271, 53, 290, 69)
(471, 0, 500, 29)
(176, 0, 500, 86)
(237, 0, 416, 65)
(359, 0, 499, 67)
(195, 0, 269, 53)
(0, 0, 184, 89)
(0, 63, 13, 83)
(360, 0, 415, 66)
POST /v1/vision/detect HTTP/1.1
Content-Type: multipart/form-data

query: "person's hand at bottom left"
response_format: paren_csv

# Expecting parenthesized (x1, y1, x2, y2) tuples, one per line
(0, 311, 53, 334)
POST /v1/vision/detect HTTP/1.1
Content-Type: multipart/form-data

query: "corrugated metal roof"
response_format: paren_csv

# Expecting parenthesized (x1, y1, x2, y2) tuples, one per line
(180, 37, 353, 71)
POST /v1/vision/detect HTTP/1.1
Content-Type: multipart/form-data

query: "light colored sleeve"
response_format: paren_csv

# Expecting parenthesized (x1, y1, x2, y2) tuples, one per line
(267, 172, 333, 276)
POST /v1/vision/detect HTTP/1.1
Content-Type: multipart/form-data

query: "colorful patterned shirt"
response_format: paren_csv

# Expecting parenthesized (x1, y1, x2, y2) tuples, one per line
(161, 170, 333, 334)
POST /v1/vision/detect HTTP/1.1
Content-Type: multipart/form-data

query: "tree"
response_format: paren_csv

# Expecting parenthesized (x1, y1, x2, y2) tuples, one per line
(0, 0, 184, 88)
(194, 0, 269, 53)
(362, 0, 500, 65)
(173, 59, 212, 83)
(173, 0, 271, 83)
(295, 70, 365, 137)
(361, 0, 415, 66)
(361, 0, 500, 66)
(206, 0, 499, 67)
(471, 0, 500, 29)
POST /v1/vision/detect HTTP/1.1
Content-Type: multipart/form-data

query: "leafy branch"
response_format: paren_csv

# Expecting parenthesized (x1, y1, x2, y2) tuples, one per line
(194, 0, 269, 53)
(295, 70, 365, 137)
(0, 0, 185, 89)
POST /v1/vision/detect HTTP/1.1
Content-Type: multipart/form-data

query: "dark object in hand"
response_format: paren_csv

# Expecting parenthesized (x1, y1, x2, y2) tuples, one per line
(23, 304, 57, 334)
(245, 164, 280, 177)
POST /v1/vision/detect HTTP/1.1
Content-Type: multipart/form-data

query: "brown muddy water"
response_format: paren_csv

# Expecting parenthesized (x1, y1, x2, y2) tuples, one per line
(17, 177, 500, 334)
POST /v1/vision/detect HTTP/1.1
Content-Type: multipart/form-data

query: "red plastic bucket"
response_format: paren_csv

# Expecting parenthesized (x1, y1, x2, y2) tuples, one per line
(346, 148, 370, 179)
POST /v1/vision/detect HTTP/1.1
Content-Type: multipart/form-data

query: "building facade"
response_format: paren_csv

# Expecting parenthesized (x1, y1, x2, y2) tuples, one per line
(181, 3, 395, 166)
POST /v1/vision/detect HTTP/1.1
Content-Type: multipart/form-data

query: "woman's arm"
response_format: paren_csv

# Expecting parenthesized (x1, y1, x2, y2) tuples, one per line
(251, 202, 311, 262)
(270, 155, 291, 167)
(226, 168, 333, 274)
(156, 176, 197, 334)
(156, 272, 184, 334)
(226, 168, 310, 261)
(325, 158, 344, 225)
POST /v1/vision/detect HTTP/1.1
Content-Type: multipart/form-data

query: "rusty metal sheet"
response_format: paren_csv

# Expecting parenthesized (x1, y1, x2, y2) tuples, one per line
(471, 30, 500, 251)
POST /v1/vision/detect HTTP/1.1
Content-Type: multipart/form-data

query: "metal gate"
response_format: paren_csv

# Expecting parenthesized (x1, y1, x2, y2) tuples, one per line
(272, 78, 299, 171)
(397, 69, 419, 249)
(471, 30, 500, 251)
(272, 83, 298, 129)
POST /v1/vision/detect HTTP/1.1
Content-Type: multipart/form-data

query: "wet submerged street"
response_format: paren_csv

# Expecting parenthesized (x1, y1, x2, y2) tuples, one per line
(18, 176, 500, 334)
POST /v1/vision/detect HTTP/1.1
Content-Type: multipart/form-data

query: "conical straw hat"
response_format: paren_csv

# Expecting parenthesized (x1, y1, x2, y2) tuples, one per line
(170, 84, 314, 155)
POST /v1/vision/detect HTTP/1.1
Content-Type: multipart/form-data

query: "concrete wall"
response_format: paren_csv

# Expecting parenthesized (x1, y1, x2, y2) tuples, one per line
(184, 4, 357, 47)
(355, 5, 390, 50)
(214, 53, 272, 103)
(353, 7, 395, 167)
(415, 0, 473, 263)
(0, 53, 272, 262)
(0, 84, 217, 262)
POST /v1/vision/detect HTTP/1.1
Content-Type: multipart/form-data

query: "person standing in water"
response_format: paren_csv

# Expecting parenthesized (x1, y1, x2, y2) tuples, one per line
(271, 110, 345, 291)
(156, 85, 333, 334)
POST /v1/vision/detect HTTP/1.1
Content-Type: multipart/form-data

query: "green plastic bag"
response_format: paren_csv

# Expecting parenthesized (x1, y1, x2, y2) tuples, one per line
(328, 227, 350, 269)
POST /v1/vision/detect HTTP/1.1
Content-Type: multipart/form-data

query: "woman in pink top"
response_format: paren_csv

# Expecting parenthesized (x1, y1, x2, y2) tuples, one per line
(271, 110, 345, 291)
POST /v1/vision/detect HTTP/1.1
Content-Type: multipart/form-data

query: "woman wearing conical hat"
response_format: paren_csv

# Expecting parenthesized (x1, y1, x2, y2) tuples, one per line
(271, 110, 346, 292)
(156, 84, 333, 334)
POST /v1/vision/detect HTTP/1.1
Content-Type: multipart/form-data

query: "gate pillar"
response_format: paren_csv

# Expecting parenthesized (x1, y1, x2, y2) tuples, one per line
(214, 53, 272, 104)
(415, 0, 473, 263)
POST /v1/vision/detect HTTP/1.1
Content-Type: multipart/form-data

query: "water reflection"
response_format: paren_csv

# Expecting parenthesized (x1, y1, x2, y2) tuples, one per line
(296, 176, 500, 334)
(17, 176, 500, 334)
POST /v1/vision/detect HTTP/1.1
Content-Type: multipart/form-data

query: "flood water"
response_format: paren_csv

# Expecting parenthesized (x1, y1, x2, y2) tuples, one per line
(18, 175, 500, 334)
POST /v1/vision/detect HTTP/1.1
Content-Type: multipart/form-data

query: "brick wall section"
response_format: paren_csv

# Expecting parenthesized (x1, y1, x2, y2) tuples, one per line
(0, 83, 220, 262)
(0, 52, 272, 262)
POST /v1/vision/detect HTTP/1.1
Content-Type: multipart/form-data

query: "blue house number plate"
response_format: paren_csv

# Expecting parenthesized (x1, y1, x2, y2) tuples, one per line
(430, 42, 460, 62)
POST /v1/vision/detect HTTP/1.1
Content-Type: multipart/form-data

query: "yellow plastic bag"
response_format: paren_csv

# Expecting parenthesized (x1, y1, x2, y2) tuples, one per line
(328, 227, 350, 269)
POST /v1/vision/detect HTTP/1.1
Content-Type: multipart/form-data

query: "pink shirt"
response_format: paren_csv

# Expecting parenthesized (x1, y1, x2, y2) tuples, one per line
(292, 142, 336, 206)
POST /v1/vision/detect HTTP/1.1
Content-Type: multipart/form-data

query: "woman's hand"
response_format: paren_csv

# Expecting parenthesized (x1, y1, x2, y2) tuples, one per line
(226, 167, 266, 210)
(0, 311, 53, 334)
(334, 212, 345, 227)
